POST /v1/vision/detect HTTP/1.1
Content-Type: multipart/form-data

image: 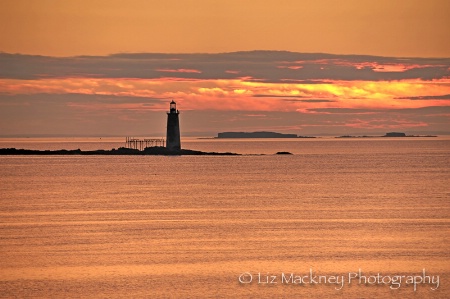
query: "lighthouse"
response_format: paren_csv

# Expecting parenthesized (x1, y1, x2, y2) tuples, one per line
(166, 100, 181, 151)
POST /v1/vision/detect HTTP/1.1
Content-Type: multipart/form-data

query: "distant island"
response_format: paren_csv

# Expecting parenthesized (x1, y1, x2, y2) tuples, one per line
(217, 131, 315, 138)
(336, 132, 437, 138)
(0, 147, 240, 156)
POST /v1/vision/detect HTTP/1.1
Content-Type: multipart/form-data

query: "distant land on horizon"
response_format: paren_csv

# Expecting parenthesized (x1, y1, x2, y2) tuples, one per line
(217, 131, 315, 138)
(337, 132, 438, 138)
(0, 130, 449, 139)
(216, 131, 440, 139)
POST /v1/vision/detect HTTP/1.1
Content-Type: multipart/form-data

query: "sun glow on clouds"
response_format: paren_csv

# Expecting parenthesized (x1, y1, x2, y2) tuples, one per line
(1, 77, 449, 113)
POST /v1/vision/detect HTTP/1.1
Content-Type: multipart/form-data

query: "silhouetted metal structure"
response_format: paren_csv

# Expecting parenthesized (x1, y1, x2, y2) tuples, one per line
(125, 137, 165, 151)
(166, 100, 181, 151)
(124, 101, 180, 151)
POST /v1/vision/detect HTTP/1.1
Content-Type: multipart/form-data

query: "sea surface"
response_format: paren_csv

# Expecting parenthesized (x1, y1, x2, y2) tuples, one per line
(0, 137, 449, 298)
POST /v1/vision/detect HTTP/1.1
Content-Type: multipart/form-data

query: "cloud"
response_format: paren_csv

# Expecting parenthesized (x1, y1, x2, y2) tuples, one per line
(1, 77, 449, 113)
(156, 68, 202, 73)
(0, 51, 449, 135)
(0, 93, 168, 136)
(396, 94, 450, 100)
(305, 108, 381, 115)
(285, 99, 337, 103)
(1, 92, 448, 136)
(1, 51, 449, 82)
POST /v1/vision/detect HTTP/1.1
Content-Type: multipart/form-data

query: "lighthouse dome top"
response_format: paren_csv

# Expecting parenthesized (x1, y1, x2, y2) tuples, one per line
(169, 100, 178, 114)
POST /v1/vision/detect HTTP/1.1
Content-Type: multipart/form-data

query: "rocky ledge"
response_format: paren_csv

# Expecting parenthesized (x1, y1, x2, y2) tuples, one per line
(275, 151, 293, 155)
(0, 147, 240, 156)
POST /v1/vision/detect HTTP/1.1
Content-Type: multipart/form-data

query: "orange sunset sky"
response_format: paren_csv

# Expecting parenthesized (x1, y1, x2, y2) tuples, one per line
(0, 0, 449, 136)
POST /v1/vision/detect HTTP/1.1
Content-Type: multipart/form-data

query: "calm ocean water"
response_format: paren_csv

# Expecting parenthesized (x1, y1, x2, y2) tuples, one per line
(0, 137, 449, 298)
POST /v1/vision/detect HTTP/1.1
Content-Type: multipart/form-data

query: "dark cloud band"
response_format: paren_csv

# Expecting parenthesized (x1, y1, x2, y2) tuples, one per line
(1, 51, 449, 82)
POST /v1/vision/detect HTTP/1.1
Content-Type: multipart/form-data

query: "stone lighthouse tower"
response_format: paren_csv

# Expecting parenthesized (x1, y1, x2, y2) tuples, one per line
(166, 100, 181, 151)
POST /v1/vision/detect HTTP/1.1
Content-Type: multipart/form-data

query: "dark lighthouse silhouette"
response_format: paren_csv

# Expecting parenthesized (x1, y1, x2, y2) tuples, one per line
(166, 100, 181, 151)
(118, 100, 236, 154)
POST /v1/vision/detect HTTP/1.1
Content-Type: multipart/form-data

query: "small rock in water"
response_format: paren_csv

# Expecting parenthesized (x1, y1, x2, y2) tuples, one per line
(276, 151, 293, 155)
